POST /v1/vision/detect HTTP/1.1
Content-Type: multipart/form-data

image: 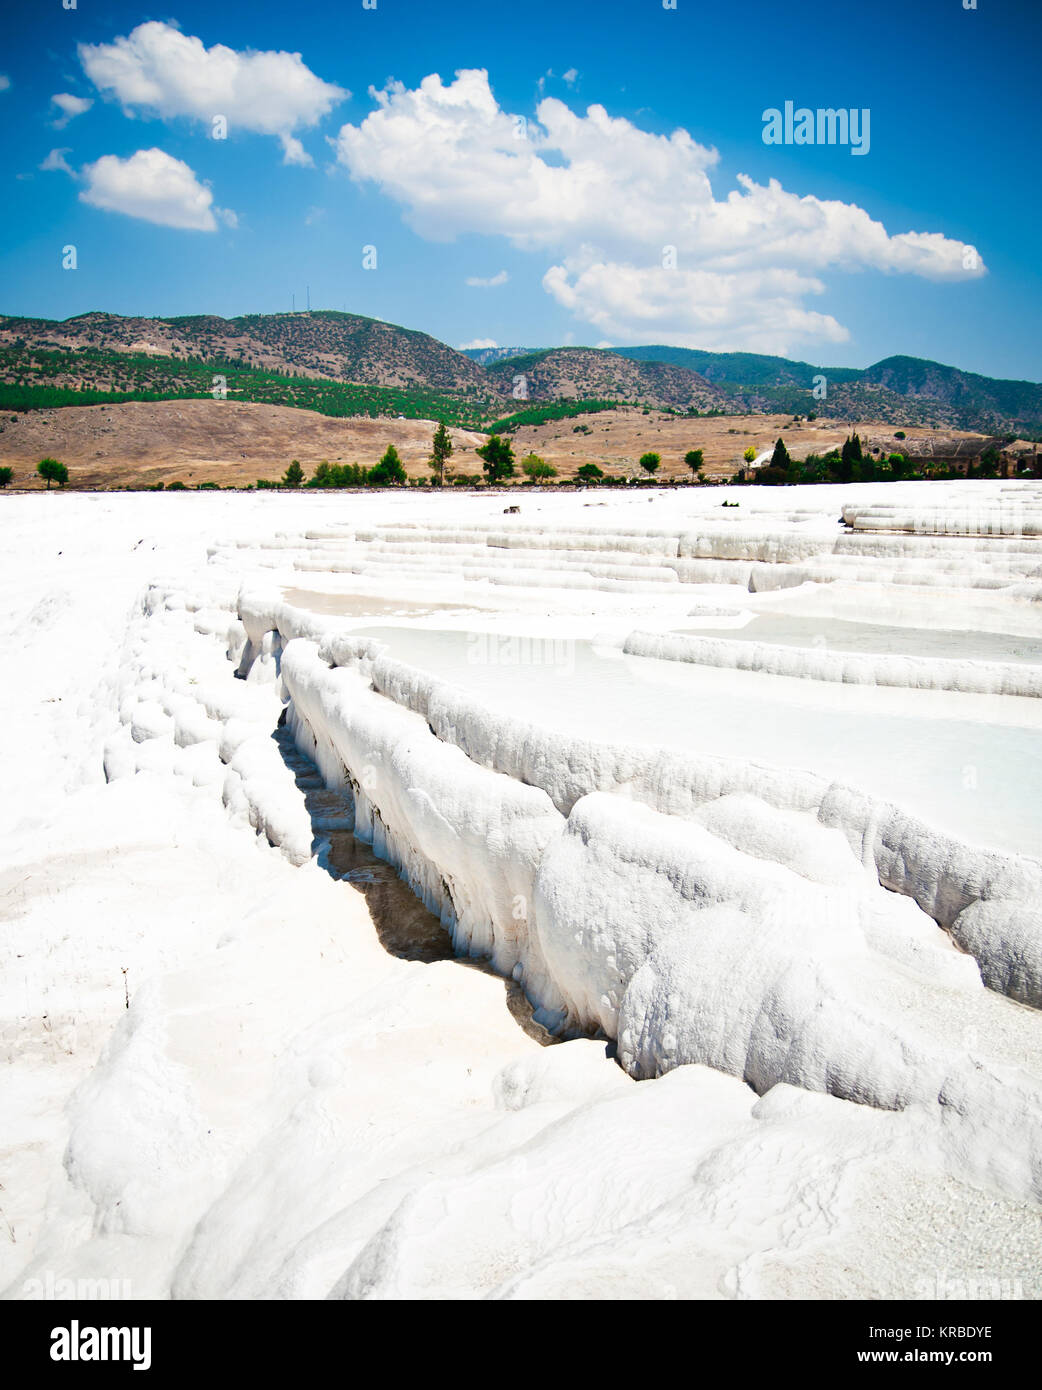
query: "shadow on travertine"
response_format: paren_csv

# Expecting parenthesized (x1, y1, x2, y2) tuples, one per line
(271, 723, 558, 1046)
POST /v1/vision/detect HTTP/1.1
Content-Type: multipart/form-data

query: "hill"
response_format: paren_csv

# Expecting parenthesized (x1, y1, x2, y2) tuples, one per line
(1, 311, 1040, 438)
(0, 344, 486, 429)
(857, 356, 1042, 432)
(613, 345, 1042, 434)
(484, 347, 728, 413)
(460, 345, 533, 366)
(0, 396, 999, 490)
(0, 399, 487, 490)
(0, 310, 491, 400)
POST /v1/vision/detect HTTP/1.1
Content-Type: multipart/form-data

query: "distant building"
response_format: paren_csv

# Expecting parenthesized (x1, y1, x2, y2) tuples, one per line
(863, 435, 995, 476)
(998, 439, 1041, 477)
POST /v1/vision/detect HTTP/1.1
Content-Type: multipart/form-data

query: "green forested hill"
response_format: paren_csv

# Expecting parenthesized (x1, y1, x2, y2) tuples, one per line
(1, 312, 1039, 436)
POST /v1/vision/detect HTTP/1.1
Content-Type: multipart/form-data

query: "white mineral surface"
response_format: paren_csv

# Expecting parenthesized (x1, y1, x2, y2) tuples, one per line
(3, 481, 1042, 1300)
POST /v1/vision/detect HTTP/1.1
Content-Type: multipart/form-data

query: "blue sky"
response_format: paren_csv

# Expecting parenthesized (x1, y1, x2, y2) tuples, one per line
(1, 0, 1039, 380)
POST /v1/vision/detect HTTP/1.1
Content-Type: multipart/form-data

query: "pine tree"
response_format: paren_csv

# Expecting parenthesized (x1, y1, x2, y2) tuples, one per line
(370, 444, 407, 486)
(476, 435, 515, 484)
(839, 434, 861, 484)
(770, 437, 791, 470)
(37, 457, 68, 488)
(429, 420, 453, 486)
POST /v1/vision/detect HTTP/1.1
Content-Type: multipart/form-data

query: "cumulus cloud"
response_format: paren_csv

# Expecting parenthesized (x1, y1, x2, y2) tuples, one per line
(335, 70, 985, 352)
(465, 269, 509, 287)
(337, 71, 719, 251)
(51, 92, 93, 128)
(79, 148, 232, 231)
(79, 20, 345, 156)
(562, 68, 579, 85)
(543, 255, 848, 351)
(459, 337, 498, 349)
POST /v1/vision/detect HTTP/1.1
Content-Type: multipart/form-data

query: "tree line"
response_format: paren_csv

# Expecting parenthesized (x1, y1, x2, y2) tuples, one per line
(0, 458, 69, 488)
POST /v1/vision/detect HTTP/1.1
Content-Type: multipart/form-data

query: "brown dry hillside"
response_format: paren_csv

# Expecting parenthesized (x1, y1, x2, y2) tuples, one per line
(0, 400, 487, 490)
(0, 310, 489, 396)
(510, 409, 997, 481)
(487, 348, 727, 411)
(0, 397, 996, 490)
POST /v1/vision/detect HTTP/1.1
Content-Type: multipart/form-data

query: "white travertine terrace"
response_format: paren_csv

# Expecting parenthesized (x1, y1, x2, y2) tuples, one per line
(6, 481, 1042, 1299)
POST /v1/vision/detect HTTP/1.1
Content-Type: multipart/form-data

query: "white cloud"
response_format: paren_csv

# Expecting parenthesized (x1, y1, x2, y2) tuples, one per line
(562, 68, 579, 86)
(40, 148, 75, 175)
(543, 256, 848, 353)
(465, 269, 509, 287)
(79, 148, 231, 231)
(0, 75, 11, 93)
(337, 71, 720, 252)
(279, 134, 313, 166)
(51, 92, 93, 128)
(79, 21, 345, 153)
(335, 70, 985, 352)
(459, 338, 498, 349)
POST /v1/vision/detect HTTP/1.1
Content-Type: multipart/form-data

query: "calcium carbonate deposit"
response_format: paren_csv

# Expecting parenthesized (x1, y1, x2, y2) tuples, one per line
(3, 480, 1042, 1300)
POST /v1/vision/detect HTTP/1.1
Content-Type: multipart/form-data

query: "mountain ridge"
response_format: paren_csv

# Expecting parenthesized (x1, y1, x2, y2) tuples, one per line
(2, 312, 1040, 436)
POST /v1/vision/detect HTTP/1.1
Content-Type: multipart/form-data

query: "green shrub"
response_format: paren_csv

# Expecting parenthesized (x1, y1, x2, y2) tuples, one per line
(521, 453, 557, 480)
(757, 464, 789, 486)
(482, 400, 614, 434)
(307, 461, 370, 488)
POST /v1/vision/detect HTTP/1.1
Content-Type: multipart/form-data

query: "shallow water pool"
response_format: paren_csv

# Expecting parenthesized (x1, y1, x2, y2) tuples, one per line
(350, 624, 1042, 861)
